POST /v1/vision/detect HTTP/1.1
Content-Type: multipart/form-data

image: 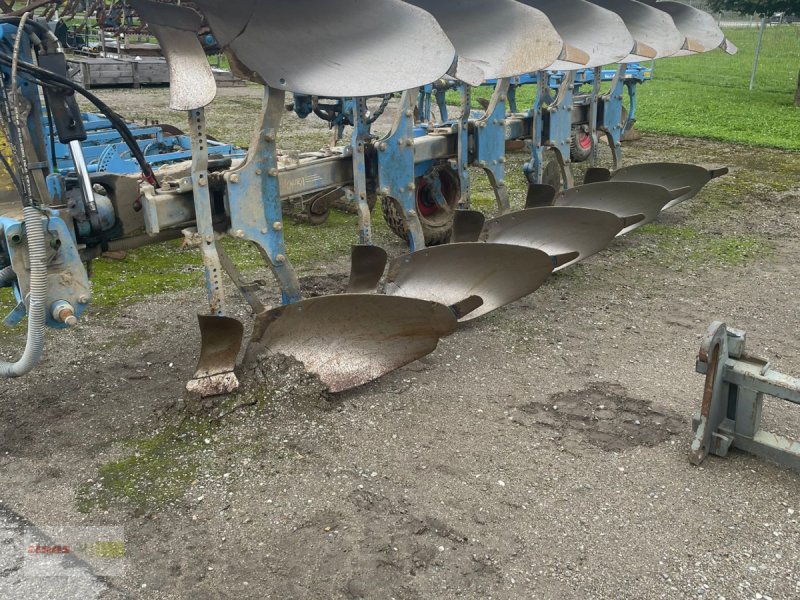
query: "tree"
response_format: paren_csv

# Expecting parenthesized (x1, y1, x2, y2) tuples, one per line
(707, 0, 800, 106)
(707, 0, 800, 14)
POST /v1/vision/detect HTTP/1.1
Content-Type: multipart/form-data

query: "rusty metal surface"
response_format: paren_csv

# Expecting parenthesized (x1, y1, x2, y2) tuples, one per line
(406, 0, 563, 79)
(347, 245, 388, 294)
(483, 206, 623, 271)
(589, 0, 684, 61)
(192, 0, 456, 97)
(609, 162, 720, 209)
(248, 295, 458, 393)
(187, 315, 244, 397)
(386, 243, 556, 322)
(518, 0, 634, 70)
(553, 181, 673, 235)
(129, 0, 216, 110)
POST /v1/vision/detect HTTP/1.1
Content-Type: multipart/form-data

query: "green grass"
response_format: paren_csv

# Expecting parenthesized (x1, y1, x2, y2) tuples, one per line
(625, 223, 773, 269)
(450, 26, 800, 151)
(635, 26, 800, 150)
(76, 417, 214, 514)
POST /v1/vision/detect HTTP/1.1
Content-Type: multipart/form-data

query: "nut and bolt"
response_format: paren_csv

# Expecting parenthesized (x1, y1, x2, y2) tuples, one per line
(273, 221, 283, 231)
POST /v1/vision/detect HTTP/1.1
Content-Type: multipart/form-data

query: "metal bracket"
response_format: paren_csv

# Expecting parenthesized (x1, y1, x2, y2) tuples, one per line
(225, 86, 301, 305)
(473, 79, 511, 215)
(375, 89, 426, 251)
(188, 106, 226, 315)
(691, 322, 800, 471)
(598, 65, 627, 171)
(349, 98, 373, 245)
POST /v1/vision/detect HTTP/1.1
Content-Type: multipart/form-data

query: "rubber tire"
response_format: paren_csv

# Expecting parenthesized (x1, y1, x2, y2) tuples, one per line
(381, 168, 460, 247)
(570, 127, 593, 163)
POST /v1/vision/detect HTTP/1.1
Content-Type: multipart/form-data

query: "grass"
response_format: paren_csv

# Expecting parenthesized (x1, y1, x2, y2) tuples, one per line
(634, 26, 800, 150)
(624, 223, 773, 269)
(450, 26, 800, 151)
(76, 417, 214, 514)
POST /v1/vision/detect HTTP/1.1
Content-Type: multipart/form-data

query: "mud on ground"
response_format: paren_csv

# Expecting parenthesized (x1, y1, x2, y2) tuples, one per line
(0, 87, 799, 599)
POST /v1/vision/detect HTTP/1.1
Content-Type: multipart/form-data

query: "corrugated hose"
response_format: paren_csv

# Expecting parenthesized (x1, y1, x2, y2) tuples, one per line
(0, 206, 47, 377)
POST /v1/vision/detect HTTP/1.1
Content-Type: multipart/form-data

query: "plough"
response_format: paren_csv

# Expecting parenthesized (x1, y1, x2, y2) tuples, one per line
(0, 0, 736, 396)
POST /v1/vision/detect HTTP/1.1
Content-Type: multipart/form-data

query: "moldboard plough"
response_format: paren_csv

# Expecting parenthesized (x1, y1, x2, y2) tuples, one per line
(0, 1, 736, 397)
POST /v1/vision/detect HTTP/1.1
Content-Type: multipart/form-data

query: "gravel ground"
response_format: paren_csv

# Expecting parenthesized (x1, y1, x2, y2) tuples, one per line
(0, 86, 799, 600)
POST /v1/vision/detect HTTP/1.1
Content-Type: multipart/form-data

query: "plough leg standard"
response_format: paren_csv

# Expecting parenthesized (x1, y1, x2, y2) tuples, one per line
(0, 0, 735, 395)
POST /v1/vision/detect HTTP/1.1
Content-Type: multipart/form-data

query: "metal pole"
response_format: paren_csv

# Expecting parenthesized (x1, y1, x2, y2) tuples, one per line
(750, 17, 767, 91)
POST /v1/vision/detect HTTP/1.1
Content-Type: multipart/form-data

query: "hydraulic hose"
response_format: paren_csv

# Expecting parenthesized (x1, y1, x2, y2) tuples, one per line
(0, 206, 47, 377)
(0, 265, 14, 286)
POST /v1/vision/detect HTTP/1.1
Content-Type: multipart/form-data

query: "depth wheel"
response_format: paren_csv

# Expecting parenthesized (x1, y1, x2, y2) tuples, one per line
(570, 126, 593, 163)
(381, 164, 460, 247)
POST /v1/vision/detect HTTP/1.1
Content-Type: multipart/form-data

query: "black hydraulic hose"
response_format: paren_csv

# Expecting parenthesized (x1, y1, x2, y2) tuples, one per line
(0, 52, 159, 187)
(41, 90, 60, 172)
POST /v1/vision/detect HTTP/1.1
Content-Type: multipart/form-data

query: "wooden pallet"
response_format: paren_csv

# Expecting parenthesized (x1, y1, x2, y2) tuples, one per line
(66, 56, 245, 89)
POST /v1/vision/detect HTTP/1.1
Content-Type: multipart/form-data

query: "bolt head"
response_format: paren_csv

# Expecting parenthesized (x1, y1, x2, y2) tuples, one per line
(273, 221, 283, 231)
(275, 254, 286, 264)
(78, 295, 90, 304)
(236, 230, 245, 238)
(268, 168, 279, 177)
(229, 174, 240, 184)
(408, 210, 417, 218)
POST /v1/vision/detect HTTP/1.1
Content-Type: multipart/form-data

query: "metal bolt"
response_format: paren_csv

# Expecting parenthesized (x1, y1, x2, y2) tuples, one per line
(230, 174, 240, 184)
(275, 254, 286, 264)
(378, 143, 387, 152)
(265, 134, 275, 142)
(405, 139, 414, 147)
(236, 230, 245, 238)
(380, 187, 390, 196)
(273, 221, 283, 231)
(407, 182, 416, 192)
(397, 138, 405, 146)
(499, 157, 506, 164)
(408, 210, 417, 217)
(261, 228, 268, 235)
(205, 235, 214, 243)
(198, 178, 208, 187)
(268, 168, 278, 177)
(78, 295, 90, 304)
(255, 168, 262, 175)
(405, 109, 413, 118)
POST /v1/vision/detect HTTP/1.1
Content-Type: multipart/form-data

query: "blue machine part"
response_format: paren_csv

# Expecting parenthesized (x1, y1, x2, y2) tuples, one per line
(0, 211, 91, 329)
(44, 112, 245, 176)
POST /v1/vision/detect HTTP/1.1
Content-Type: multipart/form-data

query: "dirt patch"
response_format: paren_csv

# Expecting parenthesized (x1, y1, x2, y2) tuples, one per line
(516, 384, 684, 453)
